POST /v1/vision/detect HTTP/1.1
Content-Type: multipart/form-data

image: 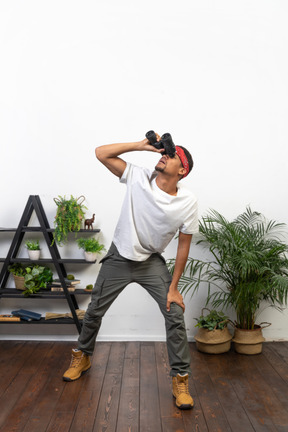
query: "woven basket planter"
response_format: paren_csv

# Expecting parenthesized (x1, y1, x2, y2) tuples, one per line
(194, 327, 232, 354)
(13, 275, 25, 290)
(232, 325, 268, 355)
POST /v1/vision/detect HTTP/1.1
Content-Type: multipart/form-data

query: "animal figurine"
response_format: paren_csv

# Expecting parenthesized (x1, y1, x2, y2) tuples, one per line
(84, 214, 95, 230)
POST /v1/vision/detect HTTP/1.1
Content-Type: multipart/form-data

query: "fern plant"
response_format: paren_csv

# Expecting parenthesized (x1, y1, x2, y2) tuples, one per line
(168, 207, 288, 330)
(53, 195, 87, 246)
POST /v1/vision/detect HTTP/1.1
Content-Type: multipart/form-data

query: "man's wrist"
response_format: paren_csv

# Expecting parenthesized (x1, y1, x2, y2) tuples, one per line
(169, 282, 179, 292)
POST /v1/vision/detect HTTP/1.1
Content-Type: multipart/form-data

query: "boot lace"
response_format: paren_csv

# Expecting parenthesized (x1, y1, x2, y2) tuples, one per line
(176, 378, 189, 394)
(70, 353, 84, 368)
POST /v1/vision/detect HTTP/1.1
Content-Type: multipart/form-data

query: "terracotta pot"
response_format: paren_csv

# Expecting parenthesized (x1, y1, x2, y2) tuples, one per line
(194, 327, 232, 354)
(232, 325, 266, 355)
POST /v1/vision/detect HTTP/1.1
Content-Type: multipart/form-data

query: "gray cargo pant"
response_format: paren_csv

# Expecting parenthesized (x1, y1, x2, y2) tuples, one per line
(78, 242, 191, 377)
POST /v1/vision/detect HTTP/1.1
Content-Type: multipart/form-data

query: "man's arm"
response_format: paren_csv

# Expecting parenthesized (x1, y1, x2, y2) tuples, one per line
(166, 232, 192, 312)
(95, 136, 162, 178)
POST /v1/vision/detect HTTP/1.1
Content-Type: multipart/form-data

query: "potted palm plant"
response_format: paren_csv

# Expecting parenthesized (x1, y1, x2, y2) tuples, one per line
(76, 237, 105, 262)
(168, 207, 288, 355)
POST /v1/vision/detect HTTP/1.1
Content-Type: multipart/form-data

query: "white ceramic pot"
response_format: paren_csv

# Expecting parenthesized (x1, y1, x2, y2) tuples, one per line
(28, 250, 41, 260)
(84, 251, 97, 262)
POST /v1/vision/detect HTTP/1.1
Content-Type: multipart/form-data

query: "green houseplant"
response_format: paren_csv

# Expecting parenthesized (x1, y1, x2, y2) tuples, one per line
(25, 240, 40, 260)
(8, 263, 27, 290)
(194, 309, 232, 354)
(76, 237, 105, 262)
(9, 263, 53, 296)
(53, 195, 87, 246)
(168, 207, 288, 354)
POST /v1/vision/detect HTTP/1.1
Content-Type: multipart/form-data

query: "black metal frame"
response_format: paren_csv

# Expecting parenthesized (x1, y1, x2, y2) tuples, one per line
(0, 195, 100, 333)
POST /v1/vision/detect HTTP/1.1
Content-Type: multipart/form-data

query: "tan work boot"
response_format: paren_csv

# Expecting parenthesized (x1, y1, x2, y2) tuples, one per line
(172, 373, 194, 410)
(63, 349, 91, 381)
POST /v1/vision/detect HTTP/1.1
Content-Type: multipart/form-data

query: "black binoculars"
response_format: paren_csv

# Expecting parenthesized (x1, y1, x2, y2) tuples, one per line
(145, 130, 176, 158)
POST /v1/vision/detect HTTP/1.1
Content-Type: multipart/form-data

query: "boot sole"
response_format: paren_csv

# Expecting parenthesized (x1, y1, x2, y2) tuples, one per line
(63, 366, 91, 382)
(173, 394, 194, 410)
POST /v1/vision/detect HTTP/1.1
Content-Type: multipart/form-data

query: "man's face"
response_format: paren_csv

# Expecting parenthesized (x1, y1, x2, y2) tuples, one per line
(155, 153, 184, 177)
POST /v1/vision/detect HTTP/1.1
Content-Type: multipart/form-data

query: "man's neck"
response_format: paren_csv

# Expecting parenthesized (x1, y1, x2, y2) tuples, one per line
(155, 176, 178, 196)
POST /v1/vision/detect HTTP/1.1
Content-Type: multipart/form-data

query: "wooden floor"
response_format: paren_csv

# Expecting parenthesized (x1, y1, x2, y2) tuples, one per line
(0, 341, 288, 432)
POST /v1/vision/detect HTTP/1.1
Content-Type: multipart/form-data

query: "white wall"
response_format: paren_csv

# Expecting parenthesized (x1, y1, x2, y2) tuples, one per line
(0, 1, 287, 341)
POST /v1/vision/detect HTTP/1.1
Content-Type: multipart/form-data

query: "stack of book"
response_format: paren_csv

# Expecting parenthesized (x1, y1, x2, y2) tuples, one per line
(49, 278, 80, 292)
(11, 309, 42, 321)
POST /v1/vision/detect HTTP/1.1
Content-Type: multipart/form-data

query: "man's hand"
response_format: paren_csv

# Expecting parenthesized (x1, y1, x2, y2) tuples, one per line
(166, 289, 185, 313)
(140, 133, 163, 153)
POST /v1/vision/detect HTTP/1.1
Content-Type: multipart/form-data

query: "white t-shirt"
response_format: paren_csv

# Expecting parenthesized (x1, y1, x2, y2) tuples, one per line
(113, 163, 198, 261)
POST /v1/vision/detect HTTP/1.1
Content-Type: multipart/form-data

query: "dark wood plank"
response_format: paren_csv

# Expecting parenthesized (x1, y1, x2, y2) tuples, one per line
(262, 343, 288, 385)
(22, 342, 75, 432)
(0, 341, 287, 432)
(45, 343, 90, 432)
(236, 354, 288, 431)
(92, 342, 125, 432)
(69, 342, 111, 432)
(0, 340, 24, 366)
(251, 348, 288, 411)
(105, 342, 126, 375)
(203, 351, 255, 432)
(0, 341, 27, 396)
(0, 342, 52, 430)
(224, 351, 279, 432)
(140, 343, 162, 432)
(267, 342, 288, 364)
(189, 344, 233, 432)
(116, 357, 140, 432)
(161, 417, 185, 432)
(125, 341, 140, 359)
(92, 372, 122, 432)
(0, 342, 56, 431)
(155, 342, 183, 419)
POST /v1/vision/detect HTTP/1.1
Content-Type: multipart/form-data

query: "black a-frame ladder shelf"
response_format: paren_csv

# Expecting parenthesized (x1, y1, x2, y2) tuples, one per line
(0, 195, 100, 333)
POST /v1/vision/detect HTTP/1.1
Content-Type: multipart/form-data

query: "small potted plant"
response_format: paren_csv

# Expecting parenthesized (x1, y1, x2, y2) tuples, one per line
(76, 237, 105, 262)
(25, 240, 41, 260)
(194, 309, 232, 354)
(8, 263, 27, 290)
(8, 263, 53, 296)
(52, 195, 87, 246)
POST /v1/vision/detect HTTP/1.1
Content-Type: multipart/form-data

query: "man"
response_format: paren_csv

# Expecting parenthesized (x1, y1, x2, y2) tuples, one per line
(63, 133, 198, 410)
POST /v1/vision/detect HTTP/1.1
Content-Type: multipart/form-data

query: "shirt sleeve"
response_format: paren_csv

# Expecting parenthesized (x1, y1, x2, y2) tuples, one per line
(179, 199, 199, 234)
(119, 162, 132, 184)
(119, 163, 153, 185)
